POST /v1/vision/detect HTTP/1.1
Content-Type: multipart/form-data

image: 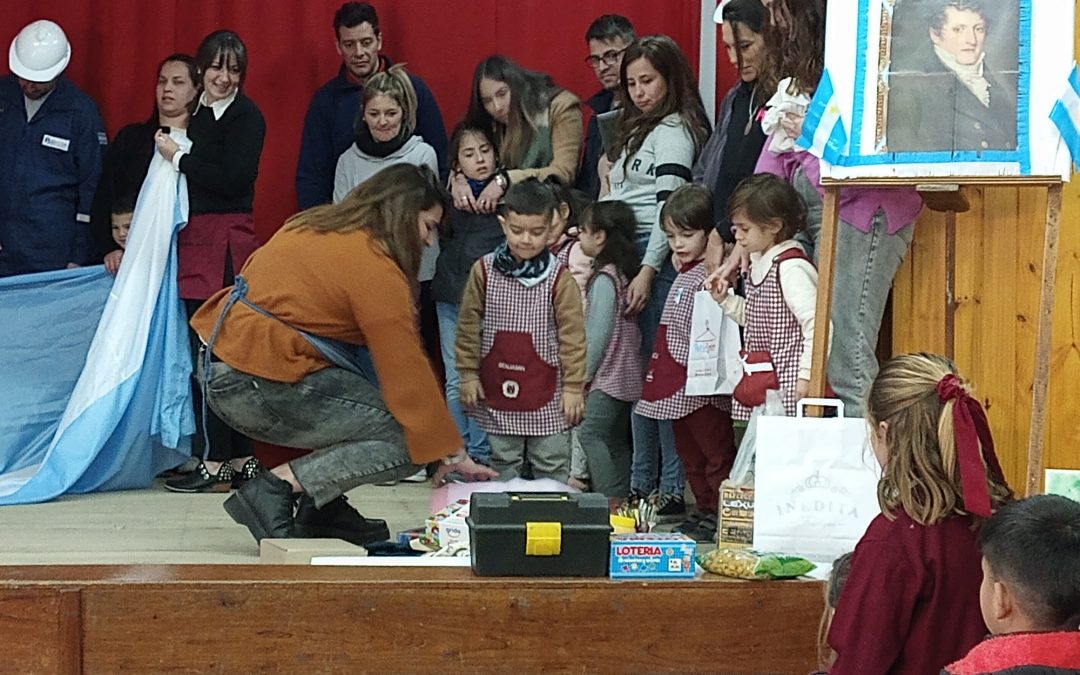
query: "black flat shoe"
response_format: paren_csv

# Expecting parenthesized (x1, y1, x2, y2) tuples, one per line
(231, 457, 264, 488)
(223, 472, 297, 542)
(293, 495, 390, 546)
(164, 461, 235, 493)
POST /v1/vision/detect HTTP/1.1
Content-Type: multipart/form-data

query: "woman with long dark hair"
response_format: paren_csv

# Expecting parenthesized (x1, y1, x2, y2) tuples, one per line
(154, 30, 267, 492)
(602, 34, 711, 520)
(451, 56, 583, 214)
(91, 54, 199, 274)
(189, 164, 496, 543)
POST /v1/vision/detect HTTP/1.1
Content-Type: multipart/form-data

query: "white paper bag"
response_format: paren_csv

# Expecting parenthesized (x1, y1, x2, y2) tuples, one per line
(685, 290, 743, 396)
(752, 399, 881, 564)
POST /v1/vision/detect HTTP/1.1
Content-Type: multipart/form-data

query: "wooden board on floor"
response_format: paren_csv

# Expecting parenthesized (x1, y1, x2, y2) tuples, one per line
(0, 565, 826, 674)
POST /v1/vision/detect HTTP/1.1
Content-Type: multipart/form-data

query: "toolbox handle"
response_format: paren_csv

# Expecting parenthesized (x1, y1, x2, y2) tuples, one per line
(509, 493, 571, 502)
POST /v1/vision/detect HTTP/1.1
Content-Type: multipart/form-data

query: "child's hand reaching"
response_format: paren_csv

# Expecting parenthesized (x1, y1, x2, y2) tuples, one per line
(704, 269, 731, 303)
(460, 379, 485, 408)
(796, 378, 810, 401)
(562, 389, 585, 426)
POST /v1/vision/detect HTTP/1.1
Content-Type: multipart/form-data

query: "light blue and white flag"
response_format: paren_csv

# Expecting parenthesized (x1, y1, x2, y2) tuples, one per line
(1050, 62, 1080, 170)
(796, 69, 849, 165)
(0, 139, 194, 504)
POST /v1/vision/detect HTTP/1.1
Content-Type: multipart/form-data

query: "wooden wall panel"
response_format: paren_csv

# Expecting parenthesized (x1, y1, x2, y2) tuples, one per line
(0, 588, 81, 674)
(892, 179, 1080, 489)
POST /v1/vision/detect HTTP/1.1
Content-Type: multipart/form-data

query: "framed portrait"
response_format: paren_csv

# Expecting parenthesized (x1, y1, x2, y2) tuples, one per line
(807, 0, 1074, 180)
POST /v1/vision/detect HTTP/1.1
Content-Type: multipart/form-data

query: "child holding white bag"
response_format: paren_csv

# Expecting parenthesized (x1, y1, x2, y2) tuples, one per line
(706, 172, 827, 420)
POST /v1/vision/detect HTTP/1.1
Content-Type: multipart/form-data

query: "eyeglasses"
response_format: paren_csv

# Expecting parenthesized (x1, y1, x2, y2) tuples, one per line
(585, 48, 626, 69)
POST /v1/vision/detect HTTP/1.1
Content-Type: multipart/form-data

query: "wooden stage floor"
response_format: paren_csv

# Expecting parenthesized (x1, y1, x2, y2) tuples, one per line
(0, 482, 826, 674)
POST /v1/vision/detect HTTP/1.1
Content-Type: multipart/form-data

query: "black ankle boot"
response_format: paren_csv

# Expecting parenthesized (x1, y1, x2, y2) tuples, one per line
(223, 472, 297, 543)
(293, 495, 390, 546)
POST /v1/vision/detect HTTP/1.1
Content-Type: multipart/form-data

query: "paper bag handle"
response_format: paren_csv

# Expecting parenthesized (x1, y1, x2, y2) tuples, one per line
(796, 398, 845, 418)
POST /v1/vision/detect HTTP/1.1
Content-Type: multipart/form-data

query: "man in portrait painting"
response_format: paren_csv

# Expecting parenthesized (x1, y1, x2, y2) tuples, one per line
(887, 0, 1018, 153)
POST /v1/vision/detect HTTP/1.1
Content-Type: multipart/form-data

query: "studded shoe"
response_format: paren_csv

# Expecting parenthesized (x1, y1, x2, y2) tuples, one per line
(164, 460, 236, 493)
(231, 457, 264, 488)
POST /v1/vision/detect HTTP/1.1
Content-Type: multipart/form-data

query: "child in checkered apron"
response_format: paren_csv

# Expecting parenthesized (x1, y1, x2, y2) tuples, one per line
(456, 179, 587, 482)
(635, 185, 737, 542)
(543, 177, 596, 490)
(707, 173, 823, 420)
(574, 200, 643, 507)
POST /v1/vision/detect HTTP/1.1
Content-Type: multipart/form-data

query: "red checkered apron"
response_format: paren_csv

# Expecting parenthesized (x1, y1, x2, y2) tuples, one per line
(732, 248, 810, 421)
(590, 264, 643, 402)
(635, 261, 728, 420)
(470, 254, 569, 436)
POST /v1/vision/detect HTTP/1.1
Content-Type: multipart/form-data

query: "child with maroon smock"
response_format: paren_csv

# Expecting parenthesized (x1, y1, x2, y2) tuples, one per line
(456, 179, 586, 483)
(635, 185, 736, 542)
(827, 354, 1014, 674)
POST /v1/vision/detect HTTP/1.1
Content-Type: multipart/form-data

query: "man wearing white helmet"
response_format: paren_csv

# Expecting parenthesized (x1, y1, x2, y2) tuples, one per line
(0, 19, 107, 277)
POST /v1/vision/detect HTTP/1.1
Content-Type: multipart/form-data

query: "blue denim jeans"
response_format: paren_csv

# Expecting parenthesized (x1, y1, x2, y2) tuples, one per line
(203, 362, 420, 508)
(792, 170, 915, 417)
(630, 241, 685, 495)
(435, 301, 490, 463)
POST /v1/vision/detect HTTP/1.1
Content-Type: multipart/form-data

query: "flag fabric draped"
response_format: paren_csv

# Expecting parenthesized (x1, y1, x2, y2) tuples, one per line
(0, 144, 194, 504)
(796, 68, 850, 165)
(1050, 62, 1080, 169)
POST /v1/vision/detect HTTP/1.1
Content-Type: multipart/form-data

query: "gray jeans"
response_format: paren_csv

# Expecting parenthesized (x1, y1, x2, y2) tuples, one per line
(203, 362, 421, 507)
(577, 391, 632, 499)
(488, 432, 572, 483)
(793, 170, 915, 417)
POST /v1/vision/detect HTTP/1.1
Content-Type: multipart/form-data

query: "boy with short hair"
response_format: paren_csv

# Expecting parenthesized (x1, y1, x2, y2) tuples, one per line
(105, 193, 137, 275)
(943, 494, 1080, 675)
(456, 178, 586, 483)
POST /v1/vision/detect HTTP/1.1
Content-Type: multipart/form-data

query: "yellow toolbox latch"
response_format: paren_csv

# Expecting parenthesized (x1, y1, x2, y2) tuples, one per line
(525, 521, 562, 556)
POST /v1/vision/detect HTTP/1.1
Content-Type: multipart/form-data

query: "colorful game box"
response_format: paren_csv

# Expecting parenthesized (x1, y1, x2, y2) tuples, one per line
(609, 533, 697, 579)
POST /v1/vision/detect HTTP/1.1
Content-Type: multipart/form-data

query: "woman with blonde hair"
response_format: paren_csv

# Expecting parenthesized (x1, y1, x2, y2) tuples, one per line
(827, 352, 1013, 674)
(189, 164, 496, 545)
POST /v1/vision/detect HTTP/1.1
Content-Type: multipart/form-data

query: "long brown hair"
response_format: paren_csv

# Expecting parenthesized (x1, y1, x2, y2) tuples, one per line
(465, 55, 562, 170)
(760, 0, 826, 98)
(284, 164, 448, 279)
(612, 35, 711, 163)
(866, 353, 1013, 526)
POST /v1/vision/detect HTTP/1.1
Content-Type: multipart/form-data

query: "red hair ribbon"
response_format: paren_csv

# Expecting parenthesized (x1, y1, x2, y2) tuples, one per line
(936, 374, 1006, 518)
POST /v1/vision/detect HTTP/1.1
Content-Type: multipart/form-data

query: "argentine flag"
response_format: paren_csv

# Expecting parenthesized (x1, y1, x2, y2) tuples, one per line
(1050, 63, 1080, 169)
(0, 138, 194, 504)
(796, 69, 849, 165)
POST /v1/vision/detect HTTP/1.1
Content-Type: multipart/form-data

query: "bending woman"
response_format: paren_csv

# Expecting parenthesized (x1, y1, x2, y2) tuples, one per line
(190, 164, 495, 542)
(154, 30, 267, 491)
(451, 55, 583, 214)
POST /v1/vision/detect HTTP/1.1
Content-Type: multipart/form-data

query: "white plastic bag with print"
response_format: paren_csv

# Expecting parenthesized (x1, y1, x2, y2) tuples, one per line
(685, 290, 743, 396)
(752, 399, 881, 564)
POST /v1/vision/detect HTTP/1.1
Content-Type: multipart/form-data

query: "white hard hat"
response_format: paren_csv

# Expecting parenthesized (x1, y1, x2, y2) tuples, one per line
(9, 19, 71, 82)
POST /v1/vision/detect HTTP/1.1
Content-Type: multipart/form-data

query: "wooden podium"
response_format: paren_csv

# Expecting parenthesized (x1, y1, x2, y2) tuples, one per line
(811, 176, 1064, 496)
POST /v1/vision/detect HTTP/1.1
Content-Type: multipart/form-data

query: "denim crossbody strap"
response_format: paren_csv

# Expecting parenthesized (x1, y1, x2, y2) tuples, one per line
(198, 275, 376, 457)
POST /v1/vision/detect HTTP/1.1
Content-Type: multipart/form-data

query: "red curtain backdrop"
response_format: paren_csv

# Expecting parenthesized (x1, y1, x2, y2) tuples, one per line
(5, 1, 734, 465)
(4, 0, 718, 242)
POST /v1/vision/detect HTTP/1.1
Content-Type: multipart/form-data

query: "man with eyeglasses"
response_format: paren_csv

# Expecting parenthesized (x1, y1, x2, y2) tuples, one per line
(577, 15, 635, 198)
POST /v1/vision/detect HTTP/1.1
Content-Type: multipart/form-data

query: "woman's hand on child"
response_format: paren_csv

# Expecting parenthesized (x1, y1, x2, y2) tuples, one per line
(717, 241, 750, 281)
(625, 267, 656, 316)
(475, 180, 505, 215)
(450, 172, 479, 213)
(460, 379, 485, 407)
(796, 378, 810, 401)
(104, 250, 123, 275)
(154, 130, 179, 162)
(562, 390, 585, 426)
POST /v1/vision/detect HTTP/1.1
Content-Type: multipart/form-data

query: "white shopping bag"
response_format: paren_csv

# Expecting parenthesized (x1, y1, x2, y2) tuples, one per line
(685, 290, 743, 396)
(752, 399, 881, 564)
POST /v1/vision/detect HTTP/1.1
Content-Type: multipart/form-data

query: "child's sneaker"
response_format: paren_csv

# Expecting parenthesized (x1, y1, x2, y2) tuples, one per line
(626, 488, 649, 507)
(651, 492, 686, 523)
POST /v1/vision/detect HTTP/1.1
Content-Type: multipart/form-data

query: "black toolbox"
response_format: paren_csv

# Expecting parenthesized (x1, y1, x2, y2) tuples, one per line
(467, 492, 612, 577)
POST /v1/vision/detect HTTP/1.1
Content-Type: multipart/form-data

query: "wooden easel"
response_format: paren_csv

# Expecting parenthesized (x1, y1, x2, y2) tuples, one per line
(810, 176, 1064, 497)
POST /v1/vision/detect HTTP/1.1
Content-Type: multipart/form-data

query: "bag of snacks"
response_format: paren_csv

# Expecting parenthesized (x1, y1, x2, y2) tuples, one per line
(697, 546, 816, 580)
